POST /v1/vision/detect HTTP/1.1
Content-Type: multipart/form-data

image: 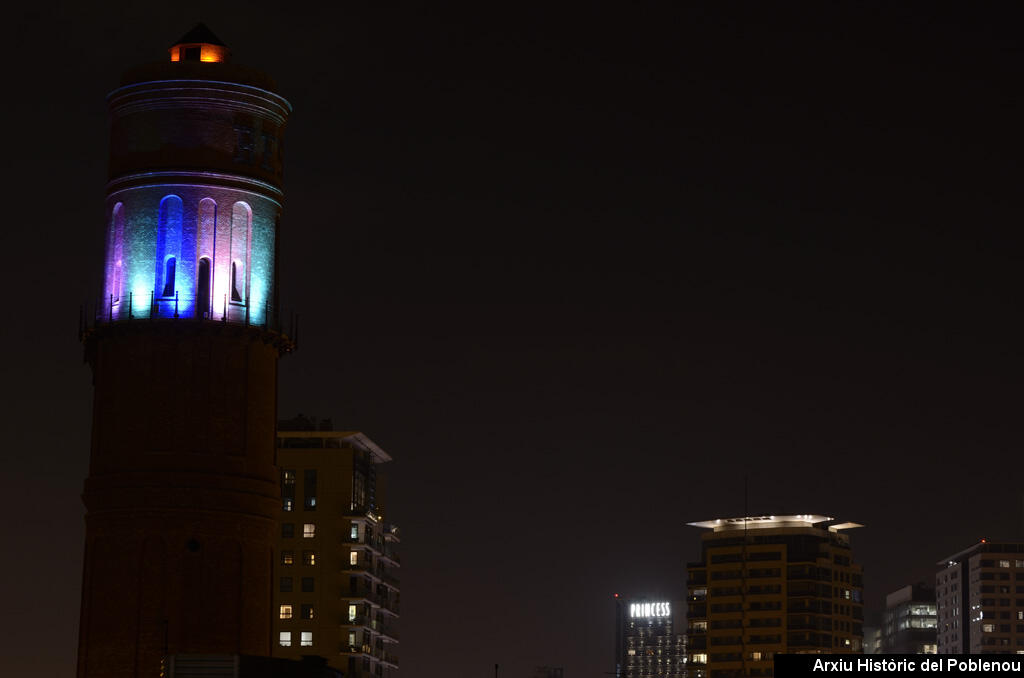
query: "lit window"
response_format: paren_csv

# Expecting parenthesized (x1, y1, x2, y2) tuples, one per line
(983, 623, 996, 633)
(691, 654, 707, 665)
(283, 497, 293, 512)
(348, 631, 356, 648)
(279, 631, 291, 647)
(303, 523, 315, 538)
(751, 652, 762, 661)
(283, 470, 296, 485)
(349, 551, 358, 566)
(301, 604, 315, 620)
(1000, 560, 1012, 568)
(281, 551, 294, 566)
(350, 524, 359, 540)
(300, 631, 313, 647)
(279, 604, 292, 619)
(303, 551, 316, 566)
(348, 604, 357, 622)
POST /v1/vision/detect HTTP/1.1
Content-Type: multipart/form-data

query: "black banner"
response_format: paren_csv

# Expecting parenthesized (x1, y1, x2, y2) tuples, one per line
(774, 655, 1024, 677)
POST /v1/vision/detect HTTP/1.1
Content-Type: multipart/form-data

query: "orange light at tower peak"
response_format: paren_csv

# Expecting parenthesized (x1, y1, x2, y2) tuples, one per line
(169, 43, 229, 63)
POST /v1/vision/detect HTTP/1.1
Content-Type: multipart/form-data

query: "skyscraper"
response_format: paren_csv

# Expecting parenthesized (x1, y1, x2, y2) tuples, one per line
(77, 25, 293, 677)
(935, 541, 1024, 654)
(615, 596, 686, 678)
(686, 515, 864, 677)
(273, 420, 401, 677)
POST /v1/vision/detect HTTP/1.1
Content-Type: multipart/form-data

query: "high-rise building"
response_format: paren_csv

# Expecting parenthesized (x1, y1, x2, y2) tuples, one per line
(880, 584, 936, 654)
(686, 515, 864, 677)
(614, 596, 686, 678)
(77, 24, 293, 677)
(273, 421, 400, 677)
(935, 541, 1024, 654)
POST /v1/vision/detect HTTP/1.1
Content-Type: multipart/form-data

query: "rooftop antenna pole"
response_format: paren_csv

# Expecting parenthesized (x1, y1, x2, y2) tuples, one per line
(741, 473, 749, 677)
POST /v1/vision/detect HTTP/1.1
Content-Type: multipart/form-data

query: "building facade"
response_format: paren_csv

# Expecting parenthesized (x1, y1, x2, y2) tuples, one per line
(615, 596, 686, 678)
(936, 541, 1024, 654)
(77, 25, 293, 678)
(686, 515, 864, 678)
(881, 584, 936, 654)
(272, 421, 400, 677)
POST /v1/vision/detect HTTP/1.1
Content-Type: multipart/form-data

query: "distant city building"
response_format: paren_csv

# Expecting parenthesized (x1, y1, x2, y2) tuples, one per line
(531, 667, 565, 678)
(614, 596, 685, 678)
(686, 515, 864, 677)
(272, 418, 400, 677)
(936, 541, 1024, 654)
(881, 584, 936, 653)
(862, 625, 882, 654)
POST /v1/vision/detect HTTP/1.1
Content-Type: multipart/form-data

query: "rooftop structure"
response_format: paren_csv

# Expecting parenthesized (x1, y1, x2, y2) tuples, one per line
(686, 514, 864, 677)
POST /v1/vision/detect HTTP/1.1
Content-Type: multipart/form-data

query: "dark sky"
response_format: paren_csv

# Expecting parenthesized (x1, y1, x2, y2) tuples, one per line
(4, 2, 1024, 675)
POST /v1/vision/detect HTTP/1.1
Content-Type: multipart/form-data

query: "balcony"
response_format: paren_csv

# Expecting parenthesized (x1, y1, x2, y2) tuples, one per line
(338, 644, 400, 667)
(341, 615, 370, 628)
(81, 294, 296, 350)
(378, 622, 400, 642)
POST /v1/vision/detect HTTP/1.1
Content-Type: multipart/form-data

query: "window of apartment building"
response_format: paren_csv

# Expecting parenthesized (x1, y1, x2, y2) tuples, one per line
(348, 604, 358, 622)
(301, 604, 315, 620)
(301, 577, 314, 592)
(348, 631, 356, 648)
(304, 469, 317, 510)
(281, 551, 294, 566)
(1016, 560, 1024, 568)
(1000, 560, 1012, 568)
(282, 523, 294, 539)
(300, 631, 313, 647)
(303, 551, 316, 566)
(279, 631, 291, 647)
(282, 470, 296, 512)
(280, 577, 293, 592)
(983, 624, 996, 633)
(303, 523, 315, 538)
(350, 551, 359, 566)
(690, 654, 708, 665)
(350, 524, 359, 540)
(279, 604, 292, 619)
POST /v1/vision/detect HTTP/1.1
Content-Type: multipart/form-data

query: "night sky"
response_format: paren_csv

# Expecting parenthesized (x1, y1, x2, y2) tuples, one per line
(4, 2, 1024, 676)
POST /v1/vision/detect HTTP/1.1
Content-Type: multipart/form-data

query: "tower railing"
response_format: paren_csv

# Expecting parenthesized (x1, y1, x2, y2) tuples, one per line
(79, 290, 298, 350)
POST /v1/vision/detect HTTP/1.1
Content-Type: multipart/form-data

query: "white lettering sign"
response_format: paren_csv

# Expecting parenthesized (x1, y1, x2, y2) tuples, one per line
(628, 601, 671, 618)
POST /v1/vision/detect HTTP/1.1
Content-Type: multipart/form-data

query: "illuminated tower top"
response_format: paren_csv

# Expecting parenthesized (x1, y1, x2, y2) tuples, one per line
(168, 22, 231, 63)
(89, 24, 292, 330)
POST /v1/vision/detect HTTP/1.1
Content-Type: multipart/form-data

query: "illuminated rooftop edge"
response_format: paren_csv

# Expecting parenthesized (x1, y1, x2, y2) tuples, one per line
(688, 514, 864, 532)
(276, 430, 392, 462)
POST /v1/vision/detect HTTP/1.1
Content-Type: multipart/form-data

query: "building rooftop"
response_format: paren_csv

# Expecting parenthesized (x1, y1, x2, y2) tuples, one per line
(276, 429, 392, 463)
(687, 514, 863, 532)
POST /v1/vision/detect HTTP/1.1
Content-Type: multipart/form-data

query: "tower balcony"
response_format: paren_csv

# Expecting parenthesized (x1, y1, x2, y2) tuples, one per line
(81, 293, 297, 353)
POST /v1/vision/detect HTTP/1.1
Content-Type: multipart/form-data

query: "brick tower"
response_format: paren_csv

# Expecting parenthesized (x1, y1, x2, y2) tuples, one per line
(77, 25, 293, 677)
